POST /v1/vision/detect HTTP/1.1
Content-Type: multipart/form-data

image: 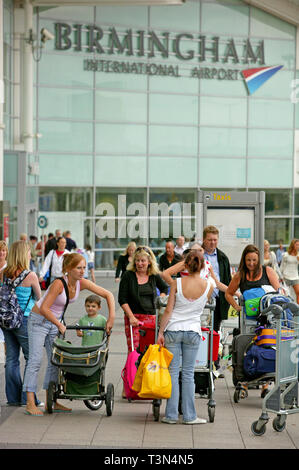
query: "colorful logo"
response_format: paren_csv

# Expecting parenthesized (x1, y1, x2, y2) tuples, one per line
(241, 65, 283, 95)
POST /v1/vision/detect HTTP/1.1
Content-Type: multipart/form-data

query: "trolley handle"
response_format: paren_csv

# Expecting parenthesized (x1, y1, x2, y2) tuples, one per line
(57, 325, 110, 342)
(260, 302, 299, 319)
(205, 297, 216, 311)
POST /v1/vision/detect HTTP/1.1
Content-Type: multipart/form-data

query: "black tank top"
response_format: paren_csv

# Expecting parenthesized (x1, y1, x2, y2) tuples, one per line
(239, 265, 271, 294)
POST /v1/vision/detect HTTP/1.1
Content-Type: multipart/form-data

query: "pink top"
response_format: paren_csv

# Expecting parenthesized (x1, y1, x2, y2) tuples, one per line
(36, 276, 80, 320)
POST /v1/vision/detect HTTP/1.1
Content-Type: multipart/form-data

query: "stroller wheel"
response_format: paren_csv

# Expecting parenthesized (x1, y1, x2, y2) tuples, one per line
(84, 399, 104, 411)
(47, 381, 57, 414)
(106, 383, 114, 417)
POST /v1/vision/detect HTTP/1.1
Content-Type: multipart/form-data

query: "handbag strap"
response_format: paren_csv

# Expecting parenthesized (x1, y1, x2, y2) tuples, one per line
(57, 277, 69, 325)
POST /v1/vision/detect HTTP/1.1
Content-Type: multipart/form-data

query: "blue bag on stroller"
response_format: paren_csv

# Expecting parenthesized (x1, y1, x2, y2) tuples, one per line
(243, 344, 276, 379)
(259, 293, 293, 328)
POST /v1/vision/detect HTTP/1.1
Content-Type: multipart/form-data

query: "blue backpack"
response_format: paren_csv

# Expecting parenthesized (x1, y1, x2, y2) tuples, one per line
(243, 344, 276, 379)
(259, 292, 293, 328)
(0, 270, 30, 329)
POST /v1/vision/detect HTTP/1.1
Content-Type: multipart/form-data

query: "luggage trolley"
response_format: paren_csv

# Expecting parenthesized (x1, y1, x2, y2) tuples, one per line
(177, 298, 218, 423)
(251, 301, 299, 436)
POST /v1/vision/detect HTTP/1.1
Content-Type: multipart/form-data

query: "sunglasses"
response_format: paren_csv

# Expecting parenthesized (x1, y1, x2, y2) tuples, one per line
(135, 246, 151, 255)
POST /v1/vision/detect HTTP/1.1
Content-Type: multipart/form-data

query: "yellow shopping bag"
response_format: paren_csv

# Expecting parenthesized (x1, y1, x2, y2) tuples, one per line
(132, 346, 152, 393)
(135, 344, 173, 399)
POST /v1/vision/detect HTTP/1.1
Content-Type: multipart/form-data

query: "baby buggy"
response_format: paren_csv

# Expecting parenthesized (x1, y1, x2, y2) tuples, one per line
(47, 325, 114, 416)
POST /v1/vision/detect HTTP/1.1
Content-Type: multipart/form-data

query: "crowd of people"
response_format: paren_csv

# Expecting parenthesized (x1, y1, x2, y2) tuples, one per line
(0, 228, 298, 425)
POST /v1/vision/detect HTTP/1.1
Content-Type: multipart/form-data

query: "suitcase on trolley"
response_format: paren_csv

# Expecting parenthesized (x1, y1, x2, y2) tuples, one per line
(231, 333, 255, 386)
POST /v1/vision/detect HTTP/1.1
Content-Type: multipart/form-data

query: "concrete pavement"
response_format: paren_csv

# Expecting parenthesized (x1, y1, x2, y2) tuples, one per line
(1, 276, 299, 450)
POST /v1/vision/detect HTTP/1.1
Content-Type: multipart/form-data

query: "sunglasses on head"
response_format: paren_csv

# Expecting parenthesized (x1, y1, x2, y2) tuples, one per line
(136, 246, 151, 254)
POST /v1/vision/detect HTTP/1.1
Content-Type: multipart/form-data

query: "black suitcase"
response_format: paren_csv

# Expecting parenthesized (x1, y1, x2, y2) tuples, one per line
(231, 333, 255, 385)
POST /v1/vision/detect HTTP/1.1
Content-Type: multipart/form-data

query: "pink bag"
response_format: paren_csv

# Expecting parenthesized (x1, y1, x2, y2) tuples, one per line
(121, 326, 140, 400)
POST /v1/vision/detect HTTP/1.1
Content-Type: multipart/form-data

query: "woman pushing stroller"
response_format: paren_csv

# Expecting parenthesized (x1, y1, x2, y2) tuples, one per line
(23, 252, 115, 416)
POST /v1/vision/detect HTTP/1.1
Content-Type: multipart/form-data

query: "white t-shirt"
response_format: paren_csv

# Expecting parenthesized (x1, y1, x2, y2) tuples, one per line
(281, 252, 299, 280)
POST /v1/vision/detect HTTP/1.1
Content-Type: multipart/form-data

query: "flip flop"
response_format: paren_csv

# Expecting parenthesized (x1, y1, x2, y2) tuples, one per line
(24, 410, 44, 417)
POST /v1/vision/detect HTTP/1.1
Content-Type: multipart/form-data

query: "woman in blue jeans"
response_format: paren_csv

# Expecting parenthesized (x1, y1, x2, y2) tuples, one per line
(1, 241, 41, 406)
(157, 249, 213, 425)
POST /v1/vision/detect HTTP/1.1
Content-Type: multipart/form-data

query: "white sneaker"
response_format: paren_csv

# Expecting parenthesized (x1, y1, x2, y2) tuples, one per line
(183, 417, 207, 425)
(161, 416, 178, 424)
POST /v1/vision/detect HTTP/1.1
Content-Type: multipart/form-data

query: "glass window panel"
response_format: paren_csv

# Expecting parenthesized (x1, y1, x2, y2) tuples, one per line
(39, 87, 93, 120)
(293, 189, 299, 214)
(95, 123, 147, 155)
(96, 187, 146, 208)
(38, 53, 94, 87)
(95, 90, 147, 123)
(96, 71, 147, 91)
(95, 156, 146, 186)
(248, 129, 293, 158)
(4, 186, 17, 208)
(38, 121, 93, 153)
(149, 125, 197, 156)
(200, 96, 247, 127)
(250, 188, 291, 216)
(250, 7, 296, 40)
(294, 219, 299, 240)
(247, 159, 293, 187)
(39, 154, 93, 186)
(149, 156, 197, 187)
(39, 6, 94, 22)
(96, 5, 148, 27)
(265, 218, 291, 245)
(149, 74, 198, 94)
(250, 70, 295, 100)
(200, 127, 247, 157)
(202, 3, 249, 36)
(39, 187, 92, 215)
(295, 70, 299, 128)
(200, 74, 246, 97)
(3, 115, 11, 149)
(149, 94, 198, 125)
(150, 0, 200, 31)
(248, 99, 294, 129)
(199, 158, 246, 187)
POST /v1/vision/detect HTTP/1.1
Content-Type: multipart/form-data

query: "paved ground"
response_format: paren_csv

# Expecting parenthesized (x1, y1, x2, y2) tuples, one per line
(1, 276, 299, 454)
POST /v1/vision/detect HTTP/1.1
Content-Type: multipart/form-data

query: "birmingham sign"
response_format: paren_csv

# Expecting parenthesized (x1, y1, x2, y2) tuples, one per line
(54, 22, 265, 81)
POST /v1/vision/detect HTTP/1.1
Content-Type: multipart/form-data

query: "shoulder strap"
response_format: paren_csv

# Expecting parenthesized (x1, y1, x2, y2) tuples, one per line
(176, 277, 182, 295)
(57, 277, 69, 325)
(12, 270, 31, 288)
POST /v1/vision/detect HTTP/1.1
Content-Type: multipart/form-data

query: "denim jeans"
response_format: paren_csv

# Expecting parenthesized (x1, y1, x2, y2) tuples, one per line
(164, 330, 200, 422)
(23, 312, 59, 393)
(2, 316, 30, 405)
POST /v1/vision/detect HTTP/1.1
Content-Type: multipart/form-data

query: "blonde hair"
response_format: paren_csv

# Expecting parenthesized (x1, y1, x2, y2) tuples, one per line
(4, 241, 30, 278)
(288, 239, 299, 255)
(62, 253, 85, 273)
(123, 241, 136, 256)
(0, 240, 8, 257)
(127, 245, 160, 276)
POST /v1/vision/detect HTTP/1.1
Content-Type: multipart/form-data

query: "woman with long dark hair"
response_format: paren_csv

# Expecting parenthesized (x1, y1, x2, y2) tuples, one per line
(225, 244, 280, 313)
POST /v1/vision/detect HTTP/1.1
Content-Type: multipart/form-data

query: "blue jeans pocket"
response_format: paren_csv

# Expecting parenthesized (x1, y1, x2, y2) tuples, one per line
(29, 312, 45, 326)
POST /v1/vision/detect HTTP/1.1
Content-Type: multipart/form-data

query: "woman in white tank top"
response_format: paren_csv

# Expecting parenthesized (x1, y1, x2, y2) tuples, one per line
(157, 250, 214, 425)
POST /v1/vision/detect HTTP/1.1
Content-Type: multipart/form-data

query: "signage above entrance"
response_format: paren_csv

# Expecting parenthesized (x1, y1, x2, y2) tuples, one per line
(52, 22, 283, 90)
